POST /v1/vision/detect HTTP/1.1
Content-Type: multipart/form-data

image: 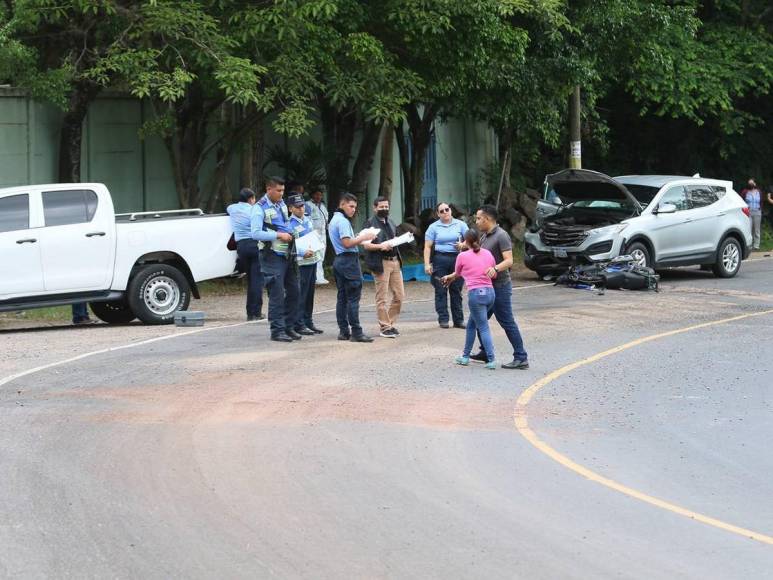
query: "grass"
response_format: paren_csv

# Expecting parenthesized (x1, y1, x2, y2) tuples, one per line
(1, 305, 73, 322)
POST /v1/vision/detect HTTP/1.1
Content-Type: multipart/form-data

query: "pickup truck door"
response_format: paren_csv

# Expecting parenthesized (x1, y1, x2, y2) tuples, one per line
(37, 188, 116, 291)
(0, 192, 45, 298)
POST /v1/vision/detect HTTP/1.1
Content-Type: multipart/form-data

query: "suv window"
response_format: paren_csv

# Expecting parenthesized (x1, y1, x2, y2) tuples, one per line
(658, 186, 690, 211)
(0, 194, 30, 233)
(621, 184, 659, 207)
(686, 185, 719, 209)
(43, 189, 98, 227)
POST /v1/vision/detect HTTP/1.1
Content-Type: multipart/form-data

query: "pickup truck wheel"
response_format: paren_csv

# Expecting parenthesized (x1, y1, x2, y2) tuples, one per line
(625, 242, 651, 268)
(128, 264, 190, 324)
(712, 237, 742, 278)
(90, 300, 136, 324)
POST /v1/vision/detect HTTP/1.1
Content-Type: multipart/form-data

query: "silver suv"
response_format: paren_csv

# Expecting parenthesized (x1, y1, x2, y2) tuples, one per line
(524, 169, 753, 278)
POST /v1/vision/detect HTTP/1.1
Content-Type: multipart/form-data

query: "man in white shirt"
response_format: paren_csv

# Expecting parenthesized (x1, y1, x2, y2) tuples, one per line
(307, 187, 330, 284)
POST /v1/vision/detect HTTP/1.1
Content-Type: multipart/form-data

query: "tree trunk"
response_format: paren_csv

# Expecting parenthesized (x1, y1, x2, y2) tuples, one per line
(320, 100, 356, 209)
(497, 128, 514, 191)
(57, 81, 101, 183)
(400, 103, 436, 221)
(349, 120, 383, 207)
(240, 107, 255, 191)
(254, 115, 265, 193)
(378, 126, 394, 200)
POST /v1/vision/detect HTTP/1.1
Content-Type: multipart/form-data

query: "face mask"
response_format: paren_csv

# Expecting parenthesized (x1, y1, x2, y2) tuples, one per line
(377, 209, 389, 218)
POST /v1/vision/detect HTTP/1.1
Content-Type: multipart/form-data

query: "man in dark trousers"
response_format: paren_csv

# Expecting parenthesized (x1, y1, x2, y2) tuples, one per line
(227, 187, 267, 321)
(328, 193, 378, 342)
(256, 177, 299, 342)
(470, 204, 530, 369)
(362, 196, 405, 338)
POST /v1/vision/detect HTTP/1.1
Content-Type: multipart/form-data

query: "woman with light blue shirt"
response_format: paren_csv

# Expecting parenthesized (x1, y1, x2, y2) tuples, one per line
(423, 202, 468, 328)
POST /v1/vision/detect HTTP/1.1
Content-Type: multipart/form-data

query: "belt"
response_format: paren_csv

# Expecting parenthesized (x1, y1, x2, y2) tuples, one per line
(382, 256, 399, 261)
(335, 252, 358, 258)
(435, 251, 458, 256)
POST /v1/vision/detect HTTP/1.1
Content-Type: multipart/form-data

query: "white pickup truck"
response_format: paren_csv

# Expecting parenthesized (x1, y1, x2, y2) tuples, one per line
(0, 183, 236, 324)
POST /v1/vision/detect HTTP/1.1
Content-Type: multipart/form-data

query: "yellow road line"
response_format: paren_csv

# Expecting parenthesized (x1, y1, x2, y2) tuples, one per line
(514, 308, 773, 545)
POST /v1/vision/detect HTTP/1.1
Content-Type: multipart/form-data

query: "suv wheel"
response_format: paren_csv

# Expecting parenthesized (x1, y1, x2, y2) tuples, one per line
(626, 242, 651, 268)
(712, 237, 742, 278)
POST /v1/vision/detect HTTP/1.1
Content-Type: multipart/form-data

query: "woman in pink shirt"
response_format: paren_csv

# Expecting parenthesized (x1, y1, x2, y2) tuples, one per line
(441, 228, 497, 369)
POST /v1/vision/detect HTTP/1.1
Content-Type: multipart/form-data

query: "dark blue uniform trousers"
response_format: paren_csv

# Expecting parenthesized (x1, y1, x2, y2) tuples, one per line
(262, 249, 299, 335)
(294, 263, 317, 330)
(237, 239, 263, 317)
(333, 253, 363, 337)
(431, 252, 464, 325)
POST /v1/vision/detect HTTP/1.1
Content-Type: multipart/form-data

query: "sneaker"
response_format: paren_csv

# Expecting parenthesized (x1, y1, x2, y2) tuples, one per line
(502, 358, 529, 370)
(315, 279, 329, 285)
(469, 351, 488, 363)
(455, 356, 470, 366)
(380, 328, 398, 338)
(392, 327, 400, 336)
(485, 361, 497, 370)
(439, 322, 450, 329)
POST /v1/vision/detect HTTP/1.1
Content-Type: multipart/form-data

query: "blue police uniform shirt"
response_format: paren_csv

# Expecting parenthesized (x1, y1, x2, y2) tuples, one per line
(245, 203, 278, 243)
(329, 211, 357, 255)
(258, 195, 292, 255)
(227, 202, 255, 241)
(289, 214, 322, 265)
(425, 218, 468, 253)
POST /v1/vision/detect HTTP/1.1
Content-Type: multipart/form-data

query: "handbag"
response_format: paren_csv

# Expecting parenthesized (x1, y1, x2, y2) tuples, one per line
(226, 233, 237, 251)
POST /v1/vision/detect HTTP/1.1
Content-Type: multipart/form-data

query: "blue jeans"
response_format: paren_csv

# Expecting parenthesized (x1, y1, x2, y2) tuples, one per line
(295, 263, 317, 330)
(476, 281, 528, 360)
(333, 254, 363, 337)
(464, 287, 496, 361)
(431, 252, 464, 325)
(262, 250, 299, 335)
(237, 239, 263, 317)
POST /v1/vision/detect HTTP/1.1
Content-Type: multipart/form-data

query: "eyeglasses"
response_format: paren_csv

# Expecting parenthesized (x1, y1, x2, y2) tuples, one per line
(438, 207, 451, 213)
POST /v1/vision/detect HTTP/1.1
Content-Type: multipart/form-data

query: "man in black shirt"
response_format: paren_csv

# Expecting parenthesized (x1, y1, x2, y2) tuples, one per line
(470, 204, 529, 369)
(363, 197, 405, 338)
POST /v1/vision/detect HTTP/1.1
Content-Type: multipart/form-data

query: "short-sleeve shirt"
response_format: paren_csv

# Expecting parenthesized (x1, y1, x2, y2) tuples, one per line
(425, 218, 468, 253)
(480, 225, 512, 286)
(329, 211, 357, 255)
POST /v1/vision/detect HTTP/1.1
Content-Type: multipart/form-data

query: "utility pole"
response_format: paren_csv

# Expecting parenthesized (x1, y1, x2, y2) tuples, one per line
(569, 85, 581, 169)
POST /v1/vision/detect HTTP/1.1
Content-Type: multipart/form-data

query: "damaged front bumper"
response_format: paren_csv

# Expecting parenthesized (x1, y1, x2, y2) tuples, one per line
(523, 230, 627, 275)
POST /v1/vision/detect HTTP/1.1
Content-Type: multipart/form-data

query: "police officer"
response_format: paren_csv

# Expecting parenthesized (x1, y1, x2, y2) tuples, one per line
(329, 193, 378, 342)
(257, 177, 299, 342)
(286, 192, 324, 335)
(227, 188, 266, 321)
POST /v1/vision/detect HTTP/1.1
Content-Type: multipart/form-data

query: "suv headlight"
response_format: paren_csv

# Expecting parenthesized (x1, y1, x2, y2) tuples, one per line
(587, 223, 628, 237)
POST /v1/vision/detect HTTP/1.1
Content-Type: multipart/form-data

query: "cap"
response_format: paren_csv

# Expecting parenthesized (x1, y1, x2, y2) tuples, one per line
(286, 192, 305, 207)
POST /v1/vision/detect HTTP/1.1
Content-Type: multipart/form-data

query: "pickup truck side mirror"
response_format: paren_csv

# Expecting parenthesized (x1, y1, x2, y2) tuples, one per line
(654, 203, 677, 215)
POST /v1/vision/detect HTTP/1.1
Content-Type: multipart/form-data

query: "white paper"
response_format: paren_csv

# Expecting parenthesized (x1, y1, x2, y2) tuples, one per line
(358, 226, 381, 240)
(385, 231, 415, 248)
(295, 231, 324, 255)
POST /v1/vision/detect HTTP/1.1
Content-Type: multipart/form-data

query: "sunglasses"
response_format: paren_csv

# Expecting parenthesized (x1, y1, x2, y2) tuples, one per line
(438, 207, 451, 213)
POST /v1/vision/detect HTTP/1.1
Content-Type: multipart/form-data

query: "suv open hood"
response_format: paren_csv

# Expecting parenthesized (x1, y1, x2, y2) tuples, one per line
(547, 169, 642, 210)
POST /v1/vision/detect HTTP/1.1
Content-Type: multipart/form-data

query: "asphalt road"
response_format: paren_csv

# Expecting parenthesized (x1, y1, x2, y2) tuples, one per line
(1, 259, 772, 578)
